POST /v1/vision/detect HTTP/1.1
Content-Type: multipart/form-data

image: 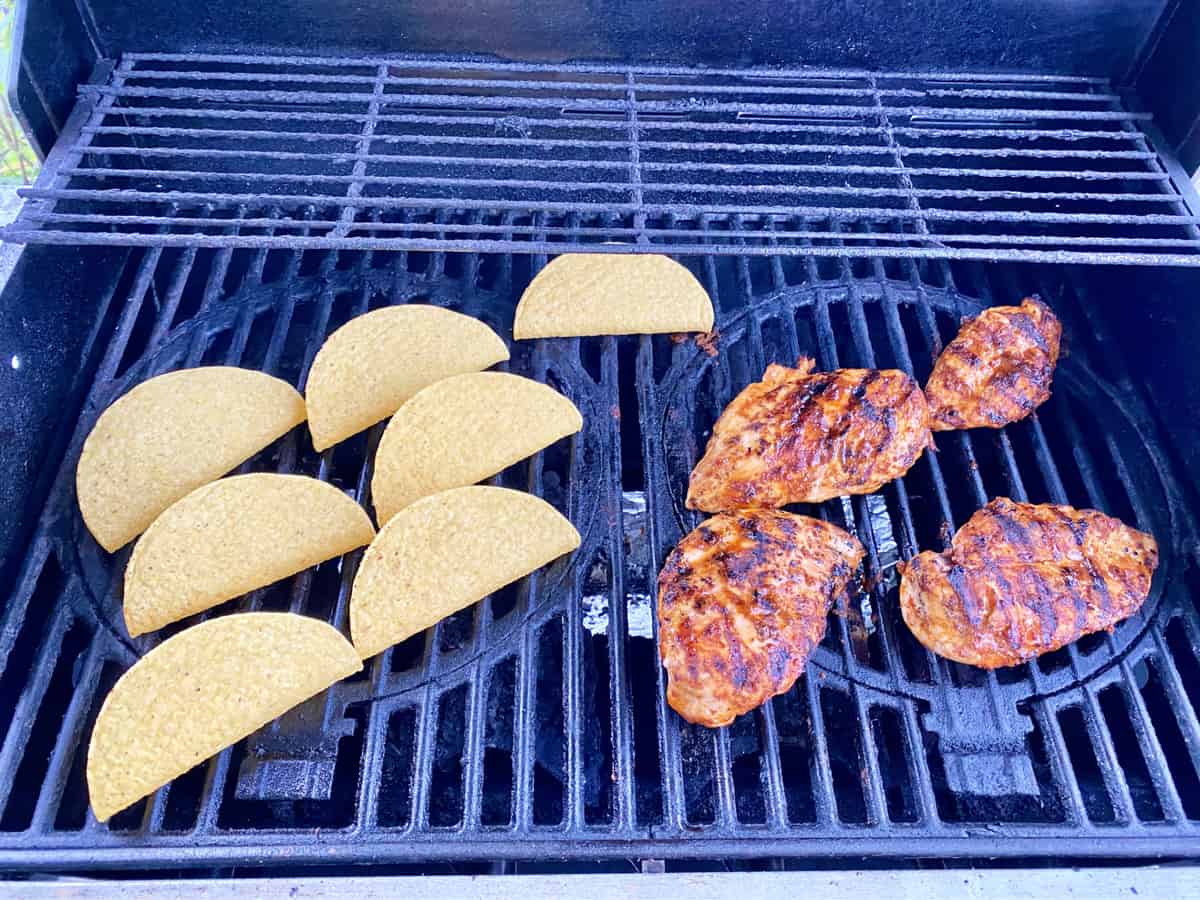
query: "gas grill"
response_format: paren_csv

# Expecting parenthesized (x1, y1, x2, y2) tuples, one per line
(3, 0, 1200, 881)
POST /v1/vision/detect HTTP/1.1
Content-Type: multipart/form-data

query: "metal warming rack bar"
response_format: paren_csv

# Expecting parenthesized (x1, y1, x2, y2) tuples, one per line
(4, 53, 1200, 264)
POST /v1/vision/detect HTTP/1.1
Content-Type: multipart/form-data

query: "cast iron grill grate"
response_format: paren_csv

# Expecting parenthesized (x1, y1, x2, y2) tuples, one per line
(4, 53, 1200, 264)
(0, 230, 1198, 870)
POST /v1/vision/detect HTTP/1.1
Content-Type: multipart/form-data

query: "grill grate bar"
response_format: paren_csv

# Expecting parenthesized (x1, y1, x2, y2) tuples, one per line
(841, 286, 910, 676)
(460, 671, 486, 831)
(634, 330, 689, 834)
(1115, 672, 1188, 824)
(354, 258, 407, 833)
(510, 607, 537, 831)
(755, 702, 790, 829)
(23, 189, 1199, 228)
(57, 169, 1178, 208)
(561, 549, 584, 830)
(336, 65, 389, 234)
(407, 682, 437, 833)
(694, 244, 743, 831)
(21, 214, 1200, 250)
(84, 106, 1154, 143)
(1158, 612, 1200, 807)
(834, 267, 913, 827)
(603, 336, 638, 831)
(58, 169, 1180, 202)
(1081, 685, 1139, 824)
(76, 145, 1171, 180)
(1034, 705, 1089, 826)
(116, 69, 1125, 104)
(78, 126, 1162, 160)
(14, 230, 1200, 266)
(0, 602, 76, 820)
(121, 51, 1112, 82)
(81, 82, 1151, 122)
(803, 673, 839, 825)
(29, 634, 105, 833)
(0, 545, 63, 705)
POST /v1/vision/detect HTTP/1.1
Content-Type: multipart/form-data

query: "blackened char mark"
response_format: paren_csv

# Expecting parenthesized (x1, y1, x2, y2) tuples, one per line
(721, 606, 750, 691)
(990, 503, 1035, 560)
(783, 374, 834, 430)
(768, 644, 791, 685)
(822, 370, 910, 487)
(942, 340, 983, 370)
(1007, 305, 1053, 356)
(1053, 506, 1114, 619)
(945, 563, 984, 628)
(720, 548, 758, 582)
(825, 370, 882, 443)
(857, 378, 910, 482)
(985, 501, 1064, 649)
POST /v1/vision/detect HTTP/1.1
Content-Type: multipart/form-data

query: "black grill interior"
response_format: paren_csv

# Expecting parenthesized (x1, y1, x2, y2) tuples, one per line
(0, 231, 1198, 869)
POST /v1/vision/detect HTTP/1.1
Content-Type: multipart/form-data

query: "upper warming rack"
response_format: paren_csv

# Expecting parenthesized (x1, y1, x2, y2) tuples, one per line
(4, 52, 1200, 264)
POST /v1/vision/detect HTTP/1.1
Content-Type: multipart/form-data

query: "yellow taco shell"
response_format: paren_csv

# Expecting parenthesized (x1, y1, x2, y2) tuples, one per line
(77, 367, 306, 552)
(124, 474, 374, 636)
(513, 254, 714, 338)
(371, 371, 582, 525)
(351, 486, 579, 659)
(87, 612, 360, 822)
(305, 305, 509, 450)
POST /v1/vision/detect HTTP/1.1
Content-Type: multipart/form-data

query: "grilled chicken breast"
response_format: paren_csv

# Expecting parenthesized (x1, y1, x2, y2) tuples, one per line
(899, 498, 1157, 669)
(658, 510, 864, 728)
(686, 359, 932, 511)
(925, 297, 1062, 431)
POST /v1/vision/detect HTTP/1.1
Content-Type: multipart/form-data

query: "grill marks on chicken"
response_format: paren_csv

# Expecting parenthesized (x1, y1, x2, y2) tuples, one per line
(657, 510, 864, 728)
(899, 498, 1157, 669)
(925, 297, 1062, 431)
(686, 359, 933, 511)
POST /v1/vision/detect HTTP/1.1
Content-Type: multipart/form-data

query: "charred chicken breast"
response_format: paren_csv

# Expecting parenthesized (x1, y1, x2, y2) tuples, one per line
(686, 359, 932, 512)
(899, 498, 1157, 669)
(925, 297, 1062, 431)
(658, 509, 864, 728)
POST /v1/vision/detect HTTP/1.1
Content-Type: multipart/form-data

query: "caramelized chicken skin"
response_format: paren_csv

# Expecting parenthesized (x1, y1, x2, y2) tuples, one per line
(686, 360, 932, 511)
(925, 297, 1062, 431)
(899, 498, 1157, 669)
(657, 510, 864, 728)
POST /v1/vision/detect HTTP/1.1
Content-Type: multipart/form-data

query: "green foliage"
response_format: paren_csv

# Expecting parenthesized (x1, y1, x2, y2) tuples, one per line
(0, 0, 37, 184)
